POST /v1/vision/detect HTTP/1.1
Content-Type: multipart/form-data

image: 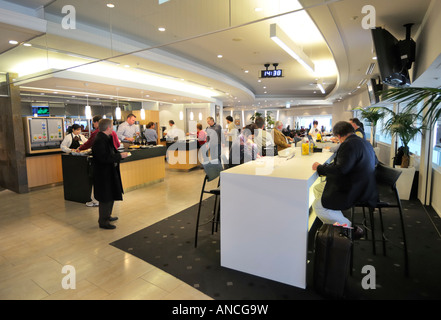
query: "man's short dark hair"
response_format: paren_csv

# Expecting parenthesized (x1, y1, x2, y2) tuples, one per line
(349, 118, 363, 127)
(333, 121, 355, 137)
(127, 113, 136, 119)
(254, 116, 265, 129)
(226, 115, 233, 122)
(93, 115, 102, 123)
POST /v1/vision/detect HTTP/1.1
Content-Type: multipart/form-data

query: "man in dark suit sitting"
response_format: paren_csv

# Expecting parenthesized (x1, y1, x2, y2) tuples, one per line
(312, 121, 378, 237)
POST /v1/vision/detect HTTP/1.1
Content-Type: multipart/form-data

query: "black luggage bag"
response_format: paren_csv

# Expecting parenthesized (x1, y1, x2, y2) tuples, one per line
(313, 224, 352, 299)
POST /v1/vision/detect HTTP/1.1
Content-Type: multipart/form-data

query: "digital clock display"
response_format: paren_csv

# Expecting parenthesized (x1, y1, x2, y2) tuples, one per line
(260, 69, 283, 78)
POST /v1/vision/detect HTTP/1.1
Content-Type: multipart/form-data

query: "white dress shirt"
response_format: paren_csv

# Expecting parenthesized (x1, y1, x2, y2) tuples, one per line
(61, 133, 88, 153)
(117, 121, 139, 141)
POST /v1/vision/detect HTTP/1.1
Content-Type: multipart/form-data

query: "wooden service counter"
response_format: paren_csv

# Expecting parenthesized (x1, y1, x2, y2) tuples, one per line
(166, 139, 200, 170)
(62, 146, 166, 203)
(26, 152, 63, 189)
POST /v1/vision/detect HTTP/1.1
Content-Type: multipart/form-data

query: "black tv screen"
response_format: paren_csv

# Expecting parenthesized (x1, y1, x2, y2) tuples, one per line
(366, 78, 384, 105)
(371, 27, 410, 87)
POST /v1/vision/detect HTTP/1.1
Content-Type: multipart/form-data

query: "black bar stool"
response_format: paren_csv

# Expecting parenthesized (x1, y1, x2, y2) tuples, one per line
(194, 160, 223, 248)
(351, 162, 409, 276)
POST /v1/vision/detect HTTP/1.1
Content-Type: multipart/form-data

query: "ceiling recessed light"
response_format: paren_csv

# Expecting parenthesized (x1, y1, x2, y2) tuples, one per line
(217, 54, 223, 58)
(158, 27, 166, 32)
(244, 70, 249, 73)
(107, 3, 115, 8)
(254, 8, 263, 12)
(23, 43, 32, 47)
(9, 40, 18, 45)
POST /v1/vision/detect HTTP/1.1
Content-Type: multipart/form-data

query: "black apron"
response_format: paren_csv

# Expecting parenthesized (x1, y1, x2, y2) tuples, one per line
(69, 133, 81, 149)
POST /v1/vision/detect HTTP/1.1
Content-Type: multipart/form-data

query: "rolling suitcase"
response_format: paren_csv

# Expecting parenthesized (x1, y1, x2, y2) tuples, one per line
(313, 223, 352, 299)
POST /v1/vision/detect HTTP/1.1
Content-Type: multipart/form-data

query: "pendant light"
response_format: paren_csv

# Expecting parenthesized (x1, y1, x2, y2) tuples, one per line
(179, 110, 184, 121)
(85, 95, 92, 119)
(140, 91, 145, 120)
(115, 88, 121, 120)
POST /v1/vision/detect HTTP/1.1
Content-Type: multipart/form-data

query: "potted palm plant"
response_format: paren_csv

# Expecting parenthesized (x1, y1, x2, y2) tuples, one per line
(380, 108, 425, 200)
(382, 109, 425, 168)
(353, 106, 386, 147)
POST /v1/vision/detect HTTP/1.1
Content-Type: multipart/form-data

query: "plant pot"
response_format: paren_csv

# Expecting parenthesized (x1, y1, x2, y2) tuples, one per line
(394, 166, 416, 200)
(401, 154, 410, 168)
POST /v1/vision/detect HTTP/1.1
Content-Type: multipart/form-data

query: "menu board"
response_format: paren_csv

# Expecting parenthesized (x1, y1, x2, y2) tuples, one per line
(47, 118, 63, 141)
(23, 117, 65, 154)
(29, 118, 48, 142)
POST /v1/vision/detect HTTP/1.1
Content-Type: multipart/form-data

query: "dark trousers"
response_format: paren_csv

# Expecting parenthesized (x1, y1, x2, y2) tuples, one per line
(98, 201, 114, 226)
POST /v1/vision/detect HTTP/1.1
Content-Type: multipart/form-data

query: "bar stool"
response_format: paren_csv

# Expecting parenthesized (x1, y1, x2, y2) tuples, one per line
(194, 160, 223, 248)
(351, 162, 409, 276)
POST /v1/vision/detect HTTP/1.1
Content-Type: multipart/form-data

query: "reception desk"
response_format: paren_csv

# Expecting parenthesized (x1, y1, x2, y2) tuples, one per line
(220, 147, 334, 289)
(62, 146, 166, 203)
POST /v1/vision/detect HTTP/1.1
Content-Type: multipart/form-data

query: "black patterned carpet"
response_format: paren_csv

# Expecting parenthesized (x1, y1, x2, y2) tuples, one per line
(110, 196, 441, 300)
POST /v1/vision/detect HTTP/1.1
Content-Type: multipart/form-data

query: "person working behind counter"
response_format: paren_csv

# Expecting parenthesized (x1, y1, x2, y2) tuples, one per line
(117, 114, 139, 143)
(61, 124, 88, 153)
(144, 122, 158, 145)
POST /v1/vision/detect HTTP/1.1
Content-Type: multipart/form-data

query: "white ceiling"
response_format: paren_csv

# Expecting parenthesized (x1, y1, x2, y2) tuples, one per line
(0, 0, 433, 109)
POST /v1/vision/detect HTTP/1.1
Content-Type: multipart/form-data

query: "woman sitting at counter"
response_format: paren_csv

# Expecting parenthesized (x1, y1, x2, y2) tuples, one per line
(61, 124, 88, 153)
(228, 123, 258, 168)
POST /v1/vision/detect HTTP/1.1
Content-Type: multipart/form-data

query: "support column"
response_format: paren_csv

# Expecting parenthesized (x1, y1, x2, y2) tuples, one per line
(0, 73, 28, 193)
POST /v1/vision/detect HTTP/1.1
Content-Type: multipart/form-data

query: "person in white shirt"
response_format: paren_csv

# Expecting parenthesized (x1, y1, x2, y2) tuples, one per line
(165, 120, 184, 141)
(61, 124, 88, 153)
(309, 120, 322, 139)
(117, 114, 139, 142)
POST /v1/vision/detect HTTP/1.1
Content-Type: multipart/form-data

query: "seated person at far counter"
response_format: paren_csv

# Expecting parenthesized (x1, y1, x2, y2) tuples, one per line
(254, 116, 275, 155)
(61, 124, 88, 153)
(272, 121, 293, 152)
(144, 122, 158, 145)
(229, 123, 258, 168)
(117, 113, 139, 143)
(311, 121, 378, 239)
(349, 117, 366, 140)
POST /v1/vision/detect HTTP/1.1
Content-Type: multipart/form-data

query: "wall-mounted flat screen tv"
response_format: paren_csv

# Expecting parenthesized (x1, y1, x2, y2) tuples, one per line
(366, 78, 384, 105)
(32, 106, 50, 116)
(371, 27, 411, 88)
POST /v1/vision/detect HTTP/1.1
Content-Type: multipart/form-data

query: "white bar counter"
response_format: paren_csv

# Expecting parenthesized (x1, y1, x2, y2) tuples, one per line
(220, 147, 334, 289)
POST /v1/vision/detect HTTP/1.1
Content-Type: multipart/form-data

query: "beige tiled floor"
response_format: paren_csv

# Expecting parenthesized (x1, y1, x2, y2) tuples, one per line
(0, 165, 215, 300)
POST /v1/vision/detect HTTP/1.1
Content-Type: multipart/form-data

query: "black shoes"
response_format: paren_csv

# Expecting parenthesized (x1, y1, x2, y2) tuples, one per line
(99, 224, 116, 229)
(109, 216, 118, 222)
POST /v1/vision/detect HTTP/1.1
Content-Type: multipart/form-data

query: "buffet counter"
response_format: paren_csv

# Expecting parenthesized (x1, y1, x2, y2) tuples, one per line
(62, 146, 166, 203)
(220, 147, 335, 289)
(166, 139, 200, 170)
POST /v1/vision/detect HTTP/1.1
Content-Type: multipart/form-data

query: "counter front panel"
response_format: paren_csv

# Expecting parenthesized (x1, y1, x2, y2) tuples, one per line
(220, 148, 334, 288)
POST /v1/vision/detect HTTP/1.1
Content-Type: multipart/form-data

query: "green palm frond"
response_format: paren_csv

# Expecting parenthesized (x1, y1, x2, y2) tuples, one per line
(353, 106, 386, 126)
(380, 87, 441, 126)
